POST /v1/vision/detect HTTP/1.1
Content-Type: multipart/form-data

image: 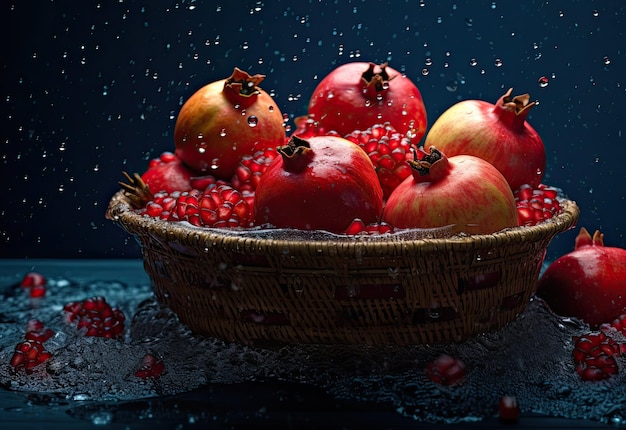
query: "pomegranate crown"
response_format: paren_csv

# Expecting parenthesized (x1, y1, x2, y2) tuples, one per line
(361, 62, 397, 93)
(277, 136, 314, 172)
(500, 87, 536, 117)
(225, 67, 266, 97)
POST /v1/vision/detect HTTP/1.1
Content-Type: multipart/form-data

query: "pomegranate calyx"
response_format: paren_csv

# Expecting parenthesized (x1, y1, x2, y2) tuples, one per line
(575, 227, 605, 250)
(496, 87, 537, 127)
(223, 67, 266, 108)
(407, 146, 449, 182)
(119, 171, 154, 209)
(277, 136, 314, 172)
(361, 62, 396, 95)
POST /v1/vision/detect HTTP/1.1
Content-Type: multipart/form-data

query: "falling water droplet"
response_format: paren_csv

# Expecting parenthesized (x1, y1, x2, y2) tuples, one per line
(494, 58, 503, 67)
(469, 58, 478, 67)
(603, 56, 611, 65)
(537, 76, 549, 88)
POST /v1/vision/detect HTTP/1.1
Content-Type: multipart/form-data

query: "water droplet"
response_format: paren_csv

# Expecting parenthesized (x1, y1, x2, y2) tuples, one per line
(210, 158, 220, 170)
(537, 76, 549, 88)
(219, 128, 226, 137)
(446, 81, 458, 92)
(424, 58, 433, 66)
(465, 18, 473, 27)
(603, 56, 611, 65)
(494, 58, 503, 67)
(469, 58, 478, 67)
(247, 116, 258, 127)
(592, 9, 599, 17)
(268, 105, 274, 112)
(421, 68, 429, 76)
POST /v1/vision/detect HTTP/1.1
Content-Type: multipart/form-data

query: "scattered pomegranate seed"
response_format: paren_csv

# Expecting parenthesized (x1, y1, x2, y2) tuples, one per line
(10, 340, 52, 373)
(135, 353, 165, 379)
(344, 218, 394, 235)
(20, 272, 47, 298)
(572, 331, 621, 381)
(514, 183, 562, 226)
(498, 395, 521, 422)
(63, 296, 126, 339)
(425, 354, 466, 386)
(25, 319, 55, 343)
(345, 123, 415, 199)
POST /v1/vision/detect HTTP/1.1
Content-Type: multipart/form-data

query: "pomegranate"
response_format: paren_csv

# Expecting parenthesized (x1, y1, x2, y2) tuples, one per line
(537, 228, 626, 327)
(424, 88, 546, 190)
(141, 152, 195, 194)
(307, 62, 427, 138)
(254, 135, 383, 233)
(382, 146, 518, 235)
(174, 67, 286, 179)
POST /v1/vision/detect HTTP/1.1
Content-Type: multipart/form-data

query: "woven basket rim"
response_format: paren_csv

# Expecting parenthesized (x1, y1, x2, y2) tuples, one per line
(106, 189, 579, 251)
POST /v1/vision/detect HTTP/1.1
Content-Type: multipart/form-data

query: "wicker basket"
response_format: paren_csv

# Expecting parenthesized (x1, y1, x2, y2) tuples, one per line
(107, 190, 579, 347)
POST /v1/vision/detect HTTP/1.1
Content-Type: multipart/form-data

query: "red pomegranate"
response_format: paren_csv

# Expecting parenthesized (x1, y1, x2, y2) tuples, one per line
(174, 67, 286, 179)
(307, 62, 427, 139)
(424, 88, 545, 191)
(254, 135, 383, 233)
(382, 146, 518, 235)
(141, 152, 194, 193)
(537, 228, 626, 327)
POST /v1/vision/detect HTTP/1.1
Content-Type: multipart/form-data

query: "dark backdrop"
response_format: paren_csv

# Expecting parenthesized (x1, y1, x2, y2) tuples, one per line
(1, 0, 624, 260)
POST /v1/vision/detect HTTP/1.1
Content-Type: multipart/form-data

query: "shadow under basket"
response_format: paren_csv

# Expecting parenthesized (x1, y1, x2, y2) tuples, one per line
(107, 190, 579, 347)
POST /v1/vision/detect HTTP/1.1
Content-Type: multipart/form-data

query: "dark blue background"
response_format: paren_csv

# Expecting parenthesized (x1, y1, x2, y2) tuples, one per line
(1, 0, 624, 260)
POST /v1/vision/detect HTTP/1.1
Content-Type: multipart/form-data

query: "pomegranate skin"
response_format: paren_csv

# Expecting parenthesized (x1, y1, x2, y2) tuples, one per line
(141, 155, 194, 194)
(254, 135, 383, 233)
(174, 67, 286, 179)
(537, 228, 626, 327)
(382, 147, 518, 235)
(424, 88, 545, 190)
(307, 62, 427, 139)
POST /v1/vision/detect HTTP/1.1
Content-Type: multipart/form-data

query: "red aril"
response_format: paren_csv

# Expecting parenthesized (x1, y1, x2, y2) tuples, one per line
(424, 354, 465, 386)
(382, 146, 518, 235)
(424, 88, 546, 191)
(514, 183, 562, 226)
(254, 135, 383, 233)
(537, 228, 626, 327)
(307, 62, 427, 138)
(344, 123, 415, 199)
(174, 67, 286, 179)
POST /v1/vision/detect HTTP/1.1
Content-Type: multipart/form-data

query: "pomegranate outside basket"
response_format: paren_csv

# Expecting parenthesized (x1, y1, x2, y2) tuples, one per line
(107, 190, 579, 347)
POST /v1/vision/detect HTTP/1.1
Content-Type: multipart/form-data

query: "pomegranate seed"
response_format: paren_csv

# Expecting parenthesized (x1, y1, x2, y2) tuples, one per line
(135, 353, 165, 379)
(64, 296, 125, 339)
(425, 354, 465, 386)
(345, 123, 415, 199)
(498, 395, 520, 422)
(514, 183, 563, 226)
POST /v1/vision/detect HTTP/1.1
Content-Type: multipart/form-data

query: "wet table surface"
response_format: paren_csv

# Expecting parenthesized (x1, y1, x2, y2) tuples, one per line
(0, 259, 612, 429)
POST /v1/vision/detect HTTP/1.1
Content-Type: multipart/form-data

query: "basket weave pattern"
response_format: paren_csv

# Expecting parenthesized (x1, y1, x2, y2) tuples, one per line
(107, 190, 579, 346)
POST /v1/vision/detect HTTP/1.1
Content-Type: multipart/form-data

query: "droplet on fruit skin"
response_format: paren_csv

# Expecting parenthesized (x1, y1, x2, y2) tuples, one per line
(247, 116, 258, 127)
(219, 129, 227, 137)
